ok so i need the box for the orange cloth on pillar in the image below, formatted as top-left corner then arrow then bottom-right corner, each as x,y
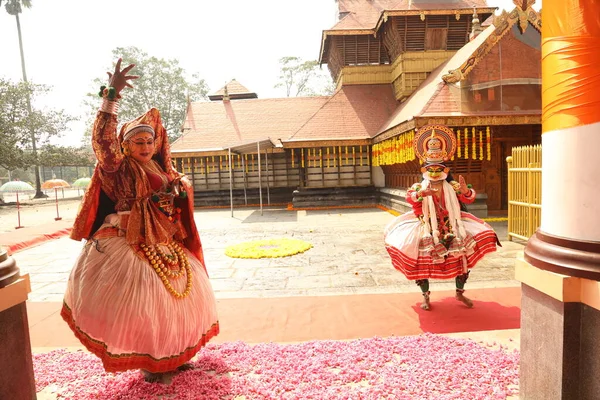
542,0 -> 600,132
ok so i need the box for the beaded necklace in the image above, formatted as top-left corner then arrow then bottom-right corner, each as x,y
140,242 -> 193,299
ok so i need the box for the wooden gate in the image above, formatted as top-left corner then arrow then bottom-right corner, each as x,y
506,145 -> 542,241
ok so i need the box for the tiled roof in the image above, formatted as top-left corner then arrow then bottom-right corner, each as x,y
171,85 -> 398,152
330,0 -> 491,31
288,85 -> 398,141
171,97 -> 329,152
420,84 -> 461,115
208,79 -> 257,100
376,8 -> 542,137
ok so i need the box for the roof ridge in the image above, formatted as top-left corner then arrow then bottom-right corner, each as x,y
442,6 -> 541,83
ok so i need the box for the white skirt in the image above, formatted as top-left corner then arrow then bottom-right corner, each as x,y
62,213 -> 219,373
384,211 -> 499,280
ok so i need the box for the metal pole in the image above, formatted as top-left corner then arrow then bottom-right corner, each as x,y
257,142 -> 263,215
15,191 -> 23,229
241,154 -> 248,205
54,187 -> 62,221
265,148 -> 271,204
229,148 -> 233,218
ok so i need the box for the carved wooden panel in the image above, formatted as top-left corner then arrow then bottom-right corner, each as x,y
426,28 -> 448,50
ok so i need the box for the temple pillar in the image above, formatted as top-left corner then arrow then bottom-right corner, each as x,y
0,248 -> 36,399
516,1 -> 600,399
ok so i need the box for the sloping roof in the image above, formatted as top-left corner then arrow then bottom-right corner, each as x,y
375,5 -> 542,137
441,6 -> 541,84
171,97 -> 329,152
376,25 -> 495,135
288,85 -> 398,141
208,79 -> 258,101
172,85 -> 399,152
328,0 -> 491,32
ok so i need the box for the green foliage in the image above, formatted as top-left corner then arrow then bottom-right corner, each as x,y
84,47 -> 210,143
38,144 -> 95,167
1,0 -> 32,16
274,56 -> 335,97
0,78 -> 75,171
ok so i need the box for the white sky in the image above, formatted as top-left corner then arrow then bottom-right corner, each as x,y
0,0 -> 539,144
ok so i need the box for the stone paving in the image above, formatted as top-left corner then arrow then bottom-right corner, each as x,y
11,207 -> 523,302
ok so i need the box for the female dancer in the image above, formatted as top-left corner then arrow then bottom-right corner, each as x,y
62,59 -> 219,382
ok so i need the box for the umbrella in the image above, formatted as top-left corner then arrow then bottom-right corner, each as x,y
41,180 -> 70,221
0,180 -> 35,193
41,179 -> 70,189
72,177 -> 91,189
0,180 -> 34,229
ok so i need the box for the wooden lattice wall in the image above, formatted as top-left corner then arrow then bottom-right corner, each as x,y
297,146 -> 371,188
173,146 -> 372,192
174,152 -> 299,192
327,13 -> 492,72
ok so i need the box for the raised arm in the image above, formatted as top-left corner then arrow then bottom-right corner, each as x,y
91,58 -> 139,173
455,175 -> 476,204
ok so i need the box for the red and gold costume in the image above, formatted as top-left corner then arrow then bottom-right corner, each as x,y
62,108 -> 219,373
384,125 -> 499,304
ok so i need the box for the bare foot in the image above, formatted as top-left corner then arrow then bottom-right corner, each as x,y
420,291 -> 431,311
141,370 -> 166,383
455,291 -> 473,308
177,363 -> 195,372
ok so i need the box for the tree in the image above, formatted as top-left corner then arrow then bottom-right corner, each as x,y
84,47 -> 210,143
38,145 -> 95,167
1,0 -> 46,197
274,56 -> 336,97
0,78 -> 75,171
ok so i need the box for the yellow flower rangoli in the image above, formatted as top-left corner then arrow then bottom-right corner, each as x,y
225,238 -> 313,259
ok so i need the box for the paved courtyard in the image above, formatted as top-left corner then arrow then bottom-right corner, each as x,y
10,206 -> 523,302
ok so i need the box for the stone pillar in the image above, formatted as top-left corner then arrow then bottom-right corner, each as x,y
517,0 -> 600,399
0,248 -> 36,400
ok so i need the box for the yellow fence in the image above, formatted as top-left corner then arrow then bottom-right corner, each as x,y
507,145 -> 542,241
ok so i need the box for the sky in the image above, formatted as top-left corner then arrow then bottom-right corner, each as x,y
0,0 -> 539,145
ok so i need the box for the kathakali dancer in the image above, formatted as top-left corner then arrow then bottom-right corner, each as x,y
384,124 -> 500,310
62,59 -> 219,382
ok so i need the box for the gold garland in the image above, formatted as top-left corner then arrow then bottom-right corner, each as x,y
371,130 -> 417,166
464,129 -> 469,159
472,128 -> 476,160
479,131 -> 484,161
140,242 -> 193,299
486,127 -> 491,161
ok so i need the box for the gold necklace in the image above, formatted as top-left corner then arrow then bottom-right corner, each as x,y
140,242 -> 193,299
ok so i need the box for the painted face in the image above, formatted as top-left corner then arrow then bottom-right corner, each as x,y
423,165 -> 448,182
126,132 -> 155,164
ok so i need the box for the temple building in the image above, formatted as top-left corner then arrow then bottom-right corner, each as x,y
170,0 -> 541,216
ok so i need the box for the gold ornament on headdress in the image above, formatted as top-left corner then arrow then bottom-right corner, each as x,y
413,124 -> 457,165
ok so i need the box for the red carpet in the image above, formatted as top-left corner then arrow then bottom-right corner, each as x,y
212,287 -> 521,343
1,220 -> 73,255
29,287 -> 521,348
412,290 -> 521,334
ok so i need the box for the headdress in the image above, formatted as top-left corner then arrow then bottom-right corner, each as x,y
122,124 -> 155,142
118,108 -> 174,174
413,124 -> 457,167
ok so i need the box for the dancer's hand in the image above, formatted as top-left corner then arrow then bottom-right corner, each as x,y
107,58 -> 139,96
458,175 -> 469,193
418,188 -> 437,197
